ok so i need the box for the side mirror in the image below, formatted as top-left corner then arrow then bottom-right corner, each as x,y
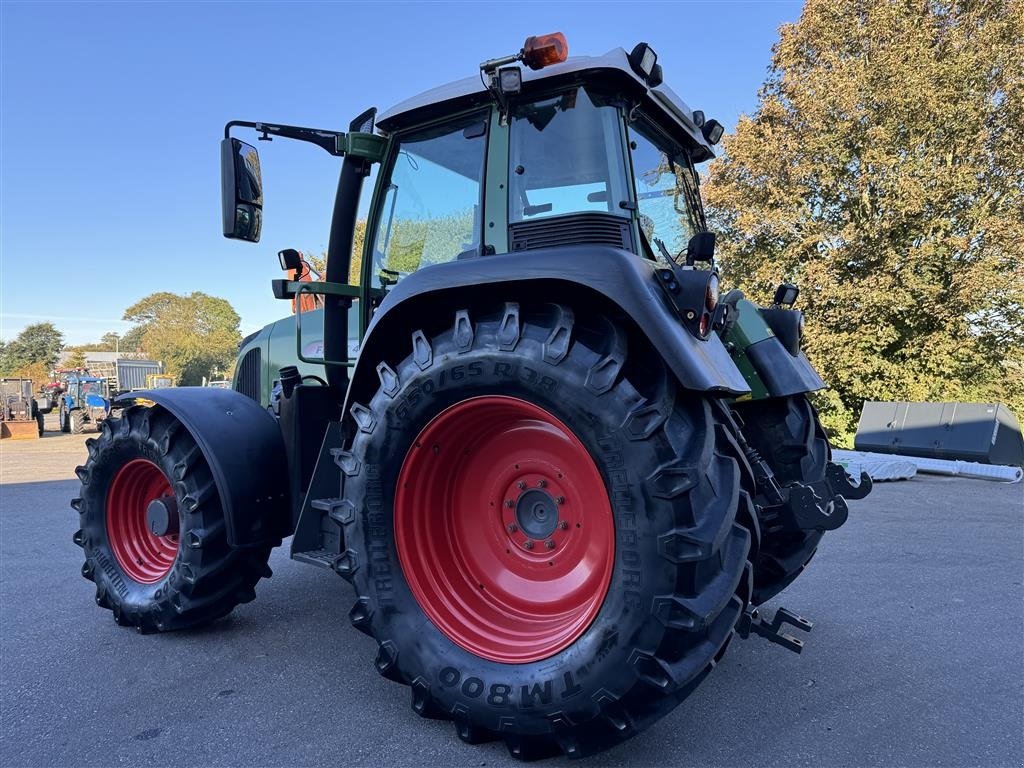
687,231 -> 716,264
220,137 -> 263,242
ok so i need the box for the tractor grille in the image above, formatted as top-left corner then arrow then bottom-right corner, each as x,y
236,347 -> 261,403
509,213 -> 633,252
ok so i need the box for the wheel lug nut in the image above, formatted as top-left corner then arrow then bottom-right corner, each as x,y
537,479 -> 547,488
505,499 -> 514,508
507,523 -> 518,533
545,539 -> 555,550
559,520 -> 569,530
555,496 -> 565,505
517,481 -> 527,490
523,540 -> 534,550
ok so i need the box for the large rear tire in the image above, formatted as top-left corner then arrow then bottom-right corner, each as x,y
73,405 -> 275,632
335,303 -> 753,759
734,395 -> 830,604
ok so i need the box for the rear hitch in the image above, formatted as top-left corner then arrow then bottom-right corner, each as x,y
787,483 -> 849,531
737,606 -> 812,654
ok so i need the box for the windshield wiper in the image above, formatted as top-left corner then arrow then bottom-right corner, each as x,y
652,236 -> 675,264
677,154 -> 707,232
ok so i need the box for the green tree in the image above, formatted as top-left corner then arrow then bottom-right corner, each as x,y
308,212 -> 475,287
122,292 -> 242,385
308,218 -> 367,286
99,331 -> 121,351
120,325 -> 146,353
704,0 -> 1024,444
0,322 -> 64,377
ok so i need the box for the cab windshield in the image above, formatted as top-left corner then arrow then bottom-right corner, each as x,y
80,381 -> 105,397
628,121 -> 705,263
508,87 -> 630,222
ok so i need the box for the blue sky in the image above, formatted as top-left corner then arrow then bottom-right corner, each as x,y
0,0 -> 801,345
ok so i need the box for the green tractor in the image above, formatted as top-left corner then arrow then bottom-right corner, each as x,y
74,34 -> 870,759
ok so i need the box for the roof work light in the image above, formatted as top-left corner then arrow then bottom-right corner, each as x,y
702,119 -> 725,145
497,67 -> 522,95
628,42 -> 664,87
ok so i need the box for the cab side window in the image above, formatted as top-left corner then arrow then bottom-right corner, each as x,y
371,114 -> 487,289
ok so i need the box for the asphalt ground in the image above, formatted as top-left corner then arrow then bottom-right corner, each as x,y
1,423 -> 1022,768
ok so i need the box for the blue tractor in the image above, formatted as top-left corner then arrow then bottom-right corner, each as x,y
58,374 -> 111,434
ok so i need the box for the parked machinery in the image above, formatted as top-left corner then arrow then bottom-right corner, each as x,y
58,373 -> 112,434
0,378 -> 43,439
84,358 -> 166,395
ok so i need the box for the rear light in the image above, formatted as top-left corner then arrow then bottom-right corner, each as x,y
705,273 -> 720,312
655,267 -> 721,340
522,32 -> 568,70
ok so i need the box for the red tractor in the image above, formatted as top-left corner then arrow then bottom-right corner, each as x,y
73,34 -> 869,759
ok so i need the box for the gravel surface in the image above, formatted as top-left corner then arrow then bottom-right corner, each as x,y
1,429 -> 1022,767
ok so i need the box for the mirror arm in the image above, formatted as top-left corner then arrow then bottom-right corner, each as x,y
224,120 -> 344,156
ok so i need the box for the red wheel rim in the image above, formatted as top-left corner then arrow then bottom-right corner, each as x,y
106,458 -> 178,583
395,396 -> 614,663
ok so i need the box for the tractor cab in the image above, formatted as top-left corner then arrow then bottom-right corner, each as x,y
224,36 -> 735,405
367,40 -> 723,285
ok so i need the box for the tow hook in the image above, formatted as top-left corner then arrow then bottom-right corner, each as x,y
737,606 -> 813,654
826,461 -> 872,500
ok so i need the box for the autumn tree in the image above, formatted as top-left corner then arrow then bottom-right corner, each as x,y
122,292 -> 242,385
705,0 -> 1024,444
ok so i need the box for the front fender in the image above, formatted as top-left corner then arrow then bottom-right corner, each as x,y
346,246 -> 750,414
725,299 -> 825,399
116,387 -> 291,548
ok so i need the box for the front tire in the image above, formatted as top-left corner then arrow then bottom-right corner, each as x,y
336,303 -> 753,758
70,410 -> 86,434
73,405 -> 274,632
734,395 -> 830,604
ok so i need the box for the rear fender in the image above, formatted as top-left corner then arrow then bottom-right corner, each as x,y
116,387 -> 291,548
343,246 -> 751,417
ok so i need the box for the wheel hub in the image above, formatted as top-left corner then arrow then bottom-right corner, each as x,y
395,395 -> 614,664
106,458 -> 179,584
515,488 -> 557,539
146,495 -> 179,537
503,475 -> 573,551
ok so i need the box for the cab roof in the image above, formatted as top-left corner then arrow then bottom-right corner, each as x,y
376,47 -> 717,162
